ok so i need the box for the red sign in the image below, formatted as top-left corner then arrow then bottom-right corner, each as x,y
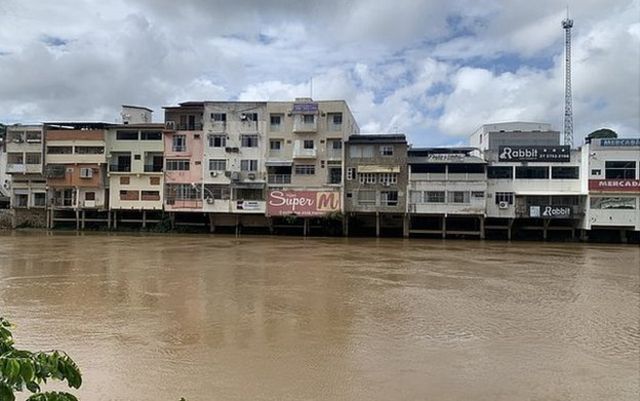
589,179 -> 640,192
267,190 -> 340,216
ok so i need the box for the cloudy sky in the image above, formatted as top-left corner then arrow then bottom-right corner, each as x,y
0,0 -> 638,145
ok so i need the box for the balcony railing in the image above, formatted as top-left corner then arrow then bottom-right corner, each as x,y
268,174 -> 291,184
293,119 -> 317,133
293,148 -> 317,159
6,164 -> 26,173
144,164 -> 163,172
109,164 -> 131,172
175,123 -> 202,131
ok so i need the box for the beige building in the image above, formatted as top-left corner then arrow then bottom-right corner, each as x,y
4,124 -> 46,210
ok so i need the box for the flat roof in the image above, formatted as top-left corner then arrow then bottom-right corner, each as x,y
44,122 -> 115,129
121,105 -> 153,112
347,134 -> 406,144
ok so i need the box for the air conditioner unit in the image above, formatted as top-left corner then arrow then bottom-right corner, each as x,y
224,171 -> 232,178
240,113 -> 247,121
230,172 -> 240,181
13,138 -> 23,143
84,200 -> 96,208
248,173 -> 256,180
165,121 -> 176,130
498,201 -> 509,209
210,171 -> 218,177
206,197 -> 214,205
79,168 -> 93,178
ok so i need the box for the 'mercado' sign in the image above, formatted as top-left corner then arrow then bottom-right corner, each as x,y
267,191 -> 340,216
498,146 -> 570,162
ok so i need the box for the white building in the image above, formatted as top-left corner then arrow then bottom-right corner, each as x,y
470,122 -> 560,152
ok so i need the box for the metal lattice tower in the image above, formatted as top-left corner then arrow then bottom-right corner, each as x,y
562,11 -> 574,148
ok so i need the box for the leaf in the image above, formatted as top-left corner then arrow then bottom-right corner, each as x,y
0,383 -> 16,401
21,360 -> 35,384
26,381 -> 41,393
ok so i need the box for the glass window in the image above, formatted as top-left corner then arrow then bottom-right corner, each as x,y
209,135 -> 226,147
166,159 -> 190,171
471,191 -> 485,198
380,191 -> 398,206
495,192 -> 514,205
116,131 -> 138,140
7,153 -> 23,164
240,160 -> 258,171
211,113 -> 226,122
380,145 -> 394,156
119,190 -> 139,201
75,146 -> 104,154
487,166 -> 513,179
141,131 -> 162,140
33,193 -> 46,206
551,166 -> 579,179
47,146 -> 72,154
141,191 -> 160,201
357,190 -> 376,205
84,192 -> 95,201
241,135 -> 258,147
605,161 -> 636,179
411,164 -> 446,174
209,159 -> 226,171
204,184 -> 230,200
358,173 -> 377,184
590,197 -> 636,209
379,173 -> 397,185
303,114 -> 315,124
120,176 -> 130,185
330,140 -> 342,150
172,135 -> 186,152
515,166 -> 548,179
270,115 -> 281,126
303,140 -> 314,149
349,145 -> 374,158
294,164 -> 315,175
270,140 -> 282,150
591,169 -> 601,176
425,191 -> 445,203
332,113 -> 342,125
410,190 -> 423,204
235,188 -> 263,201
448,191 -> 469,203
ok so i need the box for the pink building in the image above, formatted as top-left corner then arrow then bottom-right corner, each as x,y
163,102 -> 205,211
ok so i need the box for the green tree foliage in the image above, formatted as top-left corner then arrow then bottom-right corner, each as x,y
0,317 -> 81,401
587,128 -> 618,139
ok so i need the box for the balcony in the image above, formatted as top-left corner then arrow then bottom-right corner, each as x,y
174,123 -> 202,131
239,120 -> 258,133
210,121 -> 226,132
109,164 -> 131,172
268,174 -> 291,184
6,164 -> 26,174
293,148 -> 317,159
144,164 -> 163,172
293,116 -> 317,133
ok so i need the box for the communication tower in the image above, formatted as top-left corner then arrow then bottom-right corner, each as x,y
562,10 -> 574,148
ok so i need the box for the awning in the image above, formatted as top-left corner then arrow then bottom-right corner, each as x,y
265,160 -> 293,167
357,165 -> 400,173
233,182 -> 265,189
516,191 -> 585,196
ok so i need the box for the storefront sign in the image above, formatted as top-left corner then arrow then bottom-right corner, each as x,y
529,205 -> 572,218
236,200 -> 261,210
600,138 -> 640,147
498,146 -> 570,162
267,190 -> 340,216
292,103 -> 318,113
589,179 -> 640,192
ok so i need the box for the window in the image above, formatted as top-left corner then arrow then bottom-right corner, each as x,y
209,159 -> 226,171
294,164 -> 315,175
357,190 -> 376,205
328,167 -> 342,184
7,153 -> 23,164
141,131 -> 162,140
204,184 -> 230,200
448,164 -> 484,174
120,176 -> 130,185
211,113 -> 226,122
15,194 -> 28,207
303,114 -> 315,124
379,173 -> 397,185
84,192 -> 96,201
166,159 -> 190,171
149,176 -> 160,185
120,190 -> 139,201
75,146 -> 104,154
358,173 -> 377,184
332,113 -> 342,125
241,113 -> 258,122
209,135 -> 226,147
346,167 -> 355,180
426,191 -> 445,203
172,135 -> 186,152
471,191 -> 485,199
328,113 -> 342,130
270,140 -> 282,150
234,188 -> 263,200
303,140 -> 314,149
380,145 -> 394,156
605,161 -> 636,179
590,197 -> 636,209
241,135 -> 258,147
330,140 -> 342,150
47,146 -> 72,154
487,166 -> 513,179
116,131 -> 138,140
412,164 -> 445,174
381,191 -> 398,206
349,145 -> 374,158
591,169 -> 601,176
449,191 -> 470,203
270,114 -> 282,126
26,131 -> 42,142
410,191 -> 423,204
515,166 -> 548,179
166,184 -> 199,201
495,192 -> 514,205
33,193 -> 46,207
141,191 -> 161,201
240,160 -> 258,172
552,166 -> 579,179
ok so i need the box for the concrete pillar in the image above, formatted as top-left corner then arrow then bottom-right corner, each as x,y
303,218 -> 309,237
621,229 -> 628,244
49,209 -> 55,229
235,215 -> 240,237
75,210 -> 80,231
209,213 -> 215,233
11,210 -> 17,229
375,212 -> 380,237
142,210 -> 147,228
507,218 -> 513,241
107,210 -> 112,229
81,210 -> 86,230
479,216 -> 485,239
579,229 -> 588,242
402,214 -> 410,238
441,215 -> 446,239
113,210 -> 118,229
343,215 -> 349,237
543,219 -> 550,241
169,212 -> 174,230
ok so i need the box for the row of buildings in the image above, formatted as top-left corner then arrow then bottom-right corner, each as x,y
1,100 -> 638,241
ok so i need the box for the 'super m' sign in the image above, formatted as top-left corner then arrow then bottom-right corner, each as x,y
267,191 -> 340,216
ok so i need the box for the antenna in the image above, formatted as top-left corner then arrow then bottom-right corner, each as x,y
562,8 -> 574,148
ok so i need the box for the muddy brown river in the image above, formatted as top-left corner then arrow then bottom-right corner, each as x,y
0,232 -> 638,400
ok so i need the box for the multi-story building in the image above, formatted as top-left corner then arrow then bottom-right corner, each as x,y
106,106 -> 164,223
470,122 -> 561,151
407,147 -> 486,238
4,125 -> 46,215
202,101 -> 268,229
162,102 -> 205,214
264,99 -> 357,233
44,122 -> 109,226
343,134 -> 408,236
0,125 -> 10,208
581,137 -> 640,240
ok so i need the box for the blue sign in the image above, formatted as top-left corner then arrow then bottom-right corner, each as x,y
600,138 -> 640,147
292,103 -> 318,113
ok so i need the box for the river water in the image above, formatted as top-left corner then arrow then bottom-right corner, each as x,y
0,232 -> 638,401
